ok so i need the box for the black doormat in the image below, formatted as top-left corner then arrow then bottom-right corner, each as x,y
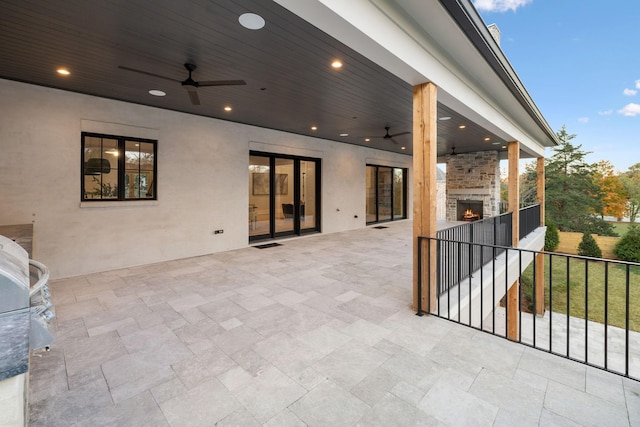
373,226 -> 388,229
253,242 -> 283,249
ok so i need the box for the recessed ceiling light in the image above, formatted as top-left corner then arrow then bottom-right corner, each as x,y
149,90 -> 166,97
56,68 -> 70,76
339,133 -> 349,137
502,145 -> 507,149
439,116 -> 451,121
239,13 -> 265,30
224,106 -> 232,112
401,146 -> 406,150
331,60 -> 343,69
484,137 -> 490,141
311,126 -> 317,131
459,125 -> 466,129
364,138 -> 370,142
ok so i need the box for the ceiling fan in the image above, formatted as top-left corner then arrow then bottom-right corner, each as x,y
118,63 -> 246,105
366,126 -> 410,144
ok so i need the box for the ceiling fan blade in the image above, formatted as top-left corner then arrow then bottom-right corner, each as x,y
389,138 -> 399,144
198,80 -> 247,87
118,66 -> 180,83
389,131 -> 410,138
187,90 -> 200,105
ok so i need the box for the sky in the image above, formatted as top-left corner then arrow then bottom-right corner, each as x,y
472,0 -> 640,172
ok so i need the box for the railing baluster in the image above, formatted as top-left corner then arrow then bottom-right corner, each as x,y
532,253 -> 537,348
549,253 -> 553,354
604,261 -> 609,371
626,264 -> 630,377
566,257 -> 570,359
585,259 -> 589,364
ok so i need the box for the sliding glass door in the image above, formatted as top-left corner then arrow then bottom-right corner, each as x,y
249,152 -> 320,241
366,165 -> 407,224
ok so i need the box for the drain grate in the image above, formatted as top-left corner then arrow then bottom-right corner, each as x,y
253,242 -> 283,249
373,226 -> 388,229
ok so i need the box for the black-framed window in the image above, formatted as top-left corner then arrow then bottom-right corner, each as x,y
82,132 -> 157,201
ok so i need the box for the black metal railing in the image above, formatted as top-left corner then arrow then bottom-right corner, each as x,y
519,204 -> 541,240
435,212 -> 512,295
417,237 -> 640,381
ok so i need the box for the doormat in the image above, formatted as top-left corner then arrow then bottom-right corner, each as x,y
253,242 -> 283,249
373,226 -> 388,229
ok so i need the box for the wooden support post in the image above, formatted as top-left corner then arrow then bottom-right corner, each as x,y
537,157 -> 545,226
412,82 -> 438,313
535,156 -> 545,316
507,141 -> 520,340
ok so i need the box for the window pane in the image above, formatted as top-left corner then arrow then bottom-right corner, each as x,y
393,168 -> 404,219
249,155 -> 270,236
83,136 -> 118,199
125,140 -> 155,199
366,166 -> 377,223
275,158 -> 294,234
378,167 -> 392,221
300,161 -> 316,231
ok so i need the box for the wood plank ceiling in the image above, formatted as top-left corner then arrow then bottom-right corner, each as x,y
0,0 -> 508,156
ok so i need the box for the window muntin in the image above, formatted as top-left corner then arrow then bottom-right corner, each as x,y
82,132 -> 157,201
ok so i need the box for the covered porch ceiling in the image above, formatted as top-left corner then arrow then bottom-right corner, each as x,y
0,0 -> 557,159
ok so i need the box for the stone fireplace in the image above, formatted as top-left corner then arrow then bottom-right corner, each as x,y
445,150 -> 500,222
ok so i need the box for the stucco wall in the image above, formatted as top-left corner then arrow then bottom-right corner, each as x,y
0,79 -> 412,278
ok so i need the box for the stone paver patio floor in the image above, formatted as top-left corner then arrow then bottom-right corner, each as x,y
29,220 -> 640,426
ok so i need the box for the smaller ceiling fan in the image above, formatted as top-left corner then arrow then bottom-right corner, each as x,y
118,63 -> 246,105
366,126 -> 410,144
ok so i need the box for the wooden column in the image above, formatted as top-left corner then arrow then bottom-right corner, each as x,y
537,157 -> 545,226
507,141 -> 520,339
535,156 -> 545,316
412,82 -> 438,313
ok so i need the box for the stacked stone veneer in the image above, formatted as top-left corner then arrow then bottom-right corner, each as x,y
446,151 -> 500,221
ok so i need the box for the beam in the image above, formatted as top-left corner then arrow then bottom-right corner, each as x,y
537,157 -> 545,226
413,82 -> 438,313
507,141 -> 520,340
535,156 -> 546,316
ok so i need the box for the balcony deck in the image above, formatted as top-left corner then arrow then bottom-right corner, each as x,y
29,220 -> 639,426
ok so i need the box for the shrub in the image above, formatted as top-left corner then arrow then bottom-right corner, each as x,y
545,220 -> 559,251
577,232 -> 602,258
614,225 -> 640,262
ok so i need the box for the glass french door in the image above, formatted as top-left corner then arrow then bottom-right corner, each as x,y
249,152 -> 320,241
366,165 -> 407,224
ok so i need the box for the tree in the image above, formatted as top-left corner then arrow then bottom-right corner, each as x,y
544,219 -> 559,251
545,126 -> 600,232
614,225 -> 640,262
592,160 -> 629,220
577,232 -> 602,258
620,163 -> 640,223
519,161 -> 538,207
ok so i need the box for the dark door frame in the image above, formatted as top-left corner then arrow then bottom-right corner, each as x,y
250,151 -> 321,242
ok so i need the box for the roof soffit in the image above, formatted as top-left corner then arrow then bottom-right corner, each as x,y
283,0 -> 557,151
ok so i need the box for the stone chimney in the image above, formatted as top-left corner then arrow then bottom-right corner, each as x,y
487,23 -> 501,46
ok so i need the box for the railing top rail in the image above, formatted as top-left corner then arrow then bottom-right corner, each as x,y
437,211 -> 513,235
519,203 -> 540,211
418,235 -> 640,267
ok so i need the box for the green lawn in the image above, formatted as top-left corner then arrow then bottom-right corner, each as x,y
521,255 -> 640,331
609,221 -> 633,237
